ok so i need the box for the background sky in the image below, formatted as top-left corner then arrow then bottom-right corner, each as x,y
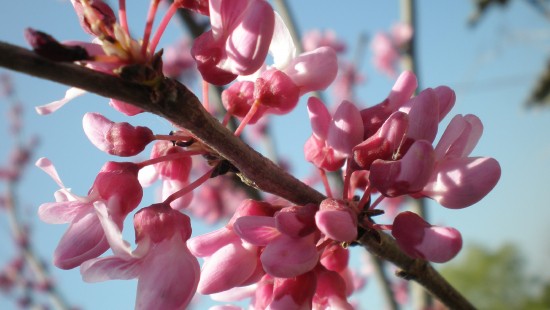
1,0 -> 550,309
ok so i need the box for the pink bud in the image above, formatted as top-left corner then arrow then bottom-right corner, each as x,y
369,140 -> 435,197
283,46 -> 338,95
270,271 -> 317,309
254,69 -> 300,115
92,161 -> 142,215
222,81 -> 266,124
150,141 -> 192,181
83,113 -> 154,157
315,199 -> 357,242
392,211 -> 462,263
109,99 -> 144,116
275,204 -> 317,238
134,203 -> 192,243
70,0 -> 116,37
320,243 -> 349,272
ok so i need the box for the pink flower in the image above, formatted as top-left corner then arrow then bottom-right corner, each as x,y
36,158 -> 142,269
360,71 -> 418,138
391,211 -> 462,263
187,174 -> 247,224
233,206 -> 320,278
82,112 -> 154,157
138,141 -> 193,210
313,266 -> 354,310
418,114 -> 501,209
370,22 -> 413,78
162,38 -> 197,81
304,97 -> 363,171
221,15 -> 338,130
302,29 -> 346,53
267,271 -> 317,309
315,199 -> 357,242
81,202 -> 199,309
188,200 -> 276,295
191,0 -> 275,85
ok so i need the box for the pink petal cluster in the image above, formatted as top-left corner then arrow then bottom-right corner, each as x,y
138,141 -> 193,210
82,112 -> 154,157
392,211 -> 462,263
370,22 -> 413,77
353,71 -> 500,210
191,0 -> 275,85
36,158 -> 142,269
29,0 -> 506,307
81,202 -> 199,309
304,97 -> 363,171
302,29 -> 346,54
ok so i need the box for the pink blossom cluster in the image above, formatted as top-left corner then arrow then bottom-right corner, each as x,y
370,22 -> 413,77
27,1 -> 501,309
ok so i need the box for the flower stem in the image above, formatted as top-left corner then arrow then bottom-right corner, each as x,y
137,150 -> 204,169
369,195 -> 385,210
148,1 -> 179,54
164,167 -> 215,205
318,168 -> 333,199
202,80 -> 210,112
141,0 -> 161,56
234,100 -> 261,137
118,0 -> 130,35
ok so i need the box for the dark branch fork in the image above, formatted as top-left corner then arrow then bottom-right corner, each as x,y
0,41 -> 475,310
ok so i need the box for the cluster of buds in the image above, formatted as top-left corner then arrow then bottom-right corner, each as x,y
27,0 -> 501,309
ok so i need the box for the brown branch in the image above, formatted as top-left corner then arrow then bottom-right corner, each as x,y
0,41 -> 474,309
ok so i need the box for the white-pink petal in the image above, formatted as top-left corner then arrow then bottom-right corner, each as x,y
82,112 -> 113,153
35,87 -> 86,115
38,200 -> 88,224
136,237 -> 200,310
36,157 -> 66,189
307,97 -> 331,141
269,12 -> 297,69
53,208 -> 109,269
80,255 -> 142,282
233,216 -> 280,246
283,46 -> 338,95
422,157 -> 501,209
198,242 -> 258,294
327,100 -> 364,157
260,235 -> 319,278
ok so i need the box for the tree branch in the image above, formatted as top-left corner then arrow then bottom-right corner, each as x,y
0,41 -> 474,310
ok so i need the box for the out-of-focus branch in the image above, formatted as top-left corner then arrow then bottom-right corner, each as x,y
1,74 -> 71,309
400,0 -> 432,308
4,184 -> 72,310
370,255 -> 400,310
0,41 -> 475,309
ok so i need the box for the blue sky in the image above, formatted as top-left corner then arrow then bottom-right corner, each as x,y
1,0 -> 550,309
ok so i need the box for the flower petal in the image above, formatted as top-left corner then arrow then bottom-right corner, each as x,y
307,97 -> 331,141
136,237 -> 200,310
261,235 -> 319,278
370,140 -> 435,197
198,242 -> 258,294
80,255 -> 142,282
392,211 -> 462,263
38,200 -> 88,224
269,12 -> 296,69
434,114 -> 483,160
327,100 -> 364,156
283,46 -> 338,95
233,216 -> 280,246
53,208 -> 109,269
421,157 -> 501,209
35,87 -> 86,115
